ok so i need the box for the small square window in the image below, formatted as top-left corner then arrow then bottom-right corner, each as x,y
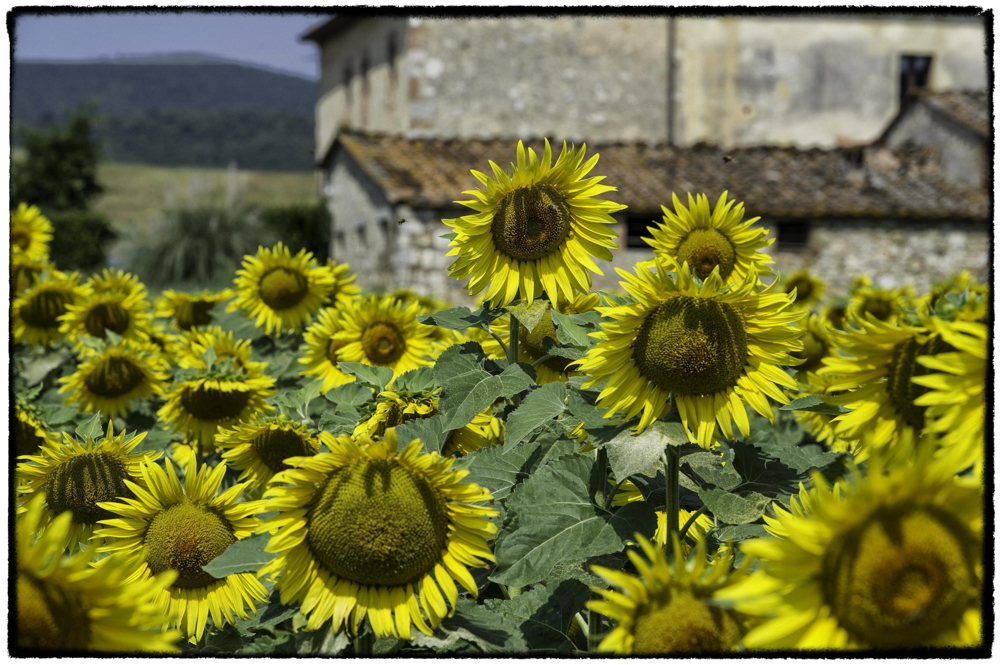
900,55 -> 932,103
625,215 -> 656,249
777,222 -> 809,252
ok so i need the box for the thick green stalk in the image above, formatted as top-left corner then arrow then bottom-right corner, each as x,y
664,446 -> 681,554
353,630 -> 375,656
508,311 -> 521,407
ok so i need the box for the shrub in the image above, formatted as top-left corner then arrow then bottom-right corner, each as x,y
45,208 -> 117,271
260,201 -> 331,263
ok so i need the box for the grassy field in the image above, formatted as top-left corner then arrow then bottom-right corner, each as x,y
93,161 -> 319,232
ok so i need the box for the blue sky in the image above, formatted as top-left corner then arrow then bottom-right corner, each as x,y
13,11 -> 332,79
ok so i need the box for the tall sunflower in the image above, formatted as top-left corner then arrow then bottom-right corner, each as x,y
229,242 -> 334,335
257,428 -> 499,638
779,269 -> 826,311
644,191 -> 773,284
917,271 -> 989,320
58,286 -> 154,345
577,262 -> 803,449
216,414 -> 321,490
58,338 -> 171,420
820,297 -> 849,330
790,371 -> 862,457
15,494 -> 181,652
16,420 -> 162,549
589,533 -> 751,654
157,363 -> 276,450
14,401 -> 61,458
334,294 -> 436,381
321,258 -> 362,308
845,279 -> 914,325
484,292 -> 603,384
715,440 -> 982,649
12,269 -> 84,346
86,268 -> 148,300
175,325 -> 267,373
445,139 -> 624,307
155,288 -> 234,330
11,202 -> 53,261
298,306 -> 356,391
612,482 -> 715,550
12,254 -> 52,294
95,458 -> 269,641
790,314 -> 833,381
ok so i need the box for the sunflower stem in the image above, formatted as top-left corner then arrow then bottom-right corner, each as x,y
594,447 -> 608,505
602,477 -> 627,511
663,447 -> 681,557
679,504 -> 708,541
508,311 -> 521,407
588,593 -> 603,652
353,629 -> 375,656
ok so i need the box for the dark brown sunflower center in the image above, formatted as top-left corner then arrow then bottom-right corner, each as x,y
16,574 -> 91,650
786,277 -> 814,303
259,267 -> 309,310
676,228 -> 737,281
861,297 -> 894,322
519,311 -> 572,374
44,452 -> 135,525
821,505 -> 978,649
631,296 -> 748,396
886,336 -> 952,430
145,501 -> 237,589
826,306 -> 846,330
252,427 -> 310,473
14,414 -> 47,457
361,322 -> 406,366
174,300 -> 216,330
632,589 -> 741,654
84,302 -> 130,338
792,329 -> 828,374
83,356 -> 146,398
325,338 -> 345,365
13,263 -> 44,294
21,290 -> 73,329
180,384 -> 252,421
490,184 -> 572,262
306,458 -> 450,587
11,228 -> 32,249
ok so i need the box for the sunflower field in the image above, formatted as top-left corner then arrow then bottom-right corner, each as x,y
10,139 -> 988,655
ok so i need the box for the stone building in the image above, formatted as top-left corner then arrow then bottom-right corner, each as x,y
302,13 -> 990,304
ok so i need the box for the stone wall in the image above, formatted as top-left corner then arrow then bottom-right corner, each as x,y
884,102 -> 987,188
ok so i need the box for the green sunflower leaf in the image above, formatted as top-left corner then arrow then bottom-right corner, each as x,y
316,410 -> 360,437
434,343 -> 533,430
395,413 -> 451,455
392,366 -> 437,393
338,363 -> 394,393
484,577 -> 591,653
682,450 -> 742,491
324,383 -> 373,410
417,306 -> 505,332
602,420 -> 688,480
780,394 -> 851,415
201,532 -> 277,578
460,440 -> 534,501
697,488 -> 771,525
564,387 -> 609,429
541,336 -> 584,360
503,382 -> 567,448
411,599 -> 528,654
710,524 -> 769,542
507,299 -> 550,333
550,310 -> 601,348
20,347 -> 73,386
491,454 -> 656,587
75,412 -> 105,441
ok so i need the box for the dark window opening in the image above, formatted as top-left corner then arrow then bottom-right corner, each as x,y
360,54 -> 371,128
626,216 -> 655,249
387,33 -> 398,112
900,55 -> 932,104
777,221 -> 809,252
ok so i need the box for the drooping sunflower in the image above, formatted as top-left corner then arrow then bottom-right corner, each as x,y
158,363 -> 276,450
845,279 -> 914,325
321,258 -> 362,308
11,202 -> 53,261
445,139 -> 625,307
175,325 -> 267,373
13,402 -> 61,458
229,242 -> 334,335
216,414 -> 321,490
334,294 -> 436,381
95,458 -> 269,641
298,306 -> 356,391
11,254 -> 53,294
715,440 -> 982,649
577,262 -> 803,449
58,338 -> 171,420
779,268 -> 826,311
443,409 -> 504,456
484,292 -> 603,384
15,494 -> 181,653
589,533 -> 752,654
12,269 -> 84,346
16,420 -> 162,549
790,314 -> 833,381
257,428 -> 499,638
58,286 -> 155,345
644,191 -> 773,284
911,317 -> 986,471
155,288 -> 234,330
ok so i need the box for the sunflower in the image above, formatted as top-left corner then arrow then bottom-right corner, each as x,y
917,271 -> 989,319
58,338 -> 171,420
14,402 -> 61,458
393,288 -> 459,349
445,139 -> 625,307
15,494 -> 181,652
589,533 -> 751,654
12,269 -> 84,346
819,315 -> 948,457
612,483 -> 716,550
484,292 -> 603,384
644,191 -> 773,284
715,440 -> 982,649
175,325 -> 267,373
58,287 -> 154,345
845,280 -> 914,325
820,297 -> 849,330
298,306 -> 356,391
157,364 -> 276,450
95,458 -> 269,641
790,371 -> 862,457
11,202 -> 53,261
16,420 -> 162,549
779,269 -> 826,311
334,294 -> 436,381
790,314 -> 833,380
155,288 -> 234,330
443,408 -> 505,456
11,254 -> 53,294
577,262 -> 803,449
911,317 -> 986,471
216,415 -> 321,490
86,268 -> 148,300
229,242 -> 334,335
257,428 -> 499,638
321,259 -> 362,307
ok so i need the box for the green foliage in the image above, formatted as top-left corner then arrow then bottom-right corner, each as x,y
503,382 -> 567,448
602,421 -> 687,481
261,202 -> 331,263
433,343 -> 534,430
485,578 -> 591,653
202,533 -> 277,578
46,208 -> 117,270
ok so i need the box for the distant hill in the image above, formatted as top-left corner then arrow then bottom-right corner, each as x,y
12,56 -> 317,171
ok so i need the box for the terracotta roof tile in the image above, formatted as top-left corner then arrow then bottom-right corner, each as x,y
918,89 -> 989,137
337,131 -> 988,221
